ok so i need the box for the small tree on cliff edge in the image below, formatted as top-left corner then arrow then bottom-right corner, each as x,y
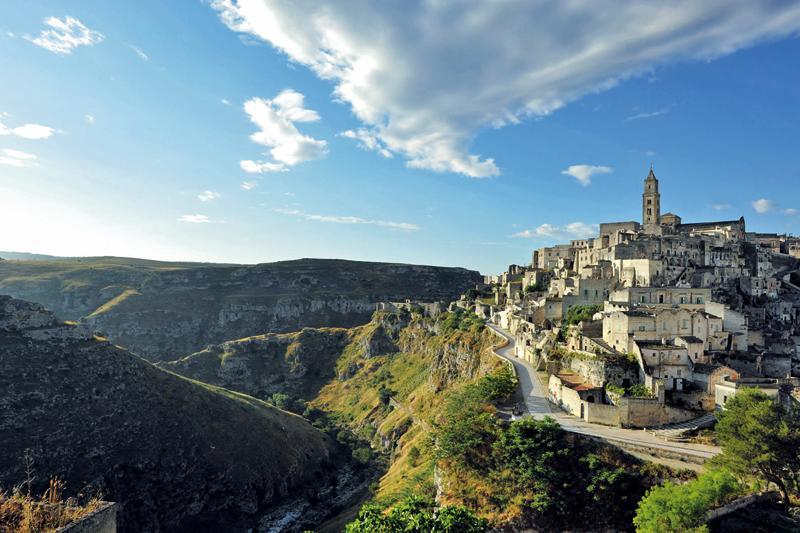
713,388 -> 800,509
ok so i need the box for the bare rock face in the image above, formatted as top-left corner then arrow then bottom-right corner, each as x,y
0,295 -> 339,532
0,257 -> 480,361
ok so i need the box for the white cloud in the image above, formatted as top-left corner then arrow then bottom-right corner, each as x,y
275,208 -> 419,231
212,1 -> 800,178
198,190 -> 221,202
752,198 -> 775,213
784,208 -> 798,216
0,121 -> 54,140
129,44 -> 149,61
0,149 -> 38,168
241,180 -> 257,190
240,89 -> 327,173
711,203 -> 731,211
627,108 -> 669,121
178,214 -> 212,223
340,129 -> 393,158
221,98 -> 231,106
561,165 -> 613,187
514,222 -> 598,240
28,16 -> 104,55
84,114 -> 95,125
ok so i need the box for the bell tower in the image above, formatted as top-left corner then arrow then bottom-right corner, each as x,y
642,166 -> 660,226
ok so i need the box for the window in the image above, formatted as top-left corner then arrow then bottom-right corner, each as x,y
640,295 -> 647,303
639,325 -> 646,331
658,294 -> 665,304
696,296 -> 704,304
647,199 -> 652,205
680,296 -> 687,304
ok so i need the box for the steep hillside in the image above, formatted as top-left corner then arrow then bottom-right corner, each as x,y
164,308 -> 503,507
0,256 -> 480,360
0,296 -> 341,532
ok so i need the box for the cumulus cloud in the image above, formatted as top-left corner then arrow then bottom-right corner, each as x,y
240,89 -> 327,173
0,120 -> 54,140
0,149 -> 38,167
561,164 -> 613,186
514,222 -> 598,240
212,1 -> 800,178
275,208 -> 419,231
178,214 -> 212,223
27,16 -> 104,54
752,198 -> 775,213
198,190 -> 221,202
340,129 -> 392,158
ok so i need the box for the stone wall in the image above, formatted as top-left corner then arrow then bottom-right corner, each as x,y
618,397 -> 699,428
60,502 -> 117,533
567,357 -> 639,388
584,402 -> 620,426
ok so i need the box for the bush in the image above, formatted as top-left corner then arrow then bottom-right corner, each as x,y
633,468 -> 744,533
565,304 -> 602,325
352,447 -> 374,465
476,366 -> 517,401
346,496 -> 487,532
407,446 -> 421,466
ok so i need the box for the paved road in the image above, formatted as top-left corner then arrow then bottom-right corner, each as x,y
487,323 -> 720,465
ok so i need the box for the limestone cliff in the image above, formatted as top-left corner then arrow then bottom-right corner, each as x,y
0,257 -> 480,361
0,296 -> 340,532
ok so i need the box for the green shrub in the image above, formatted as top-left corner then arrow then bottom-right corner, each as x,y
633,468 -> 744,533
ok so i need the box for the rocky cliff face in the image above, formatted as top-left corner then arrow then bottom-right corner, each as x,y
159,327 -> 354,401
0,257 -> 480,361
0,296 -> 340,532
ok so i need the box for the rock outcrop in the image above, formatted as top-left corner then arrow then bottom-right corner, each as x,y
0,257 -> 480,360
0,296 -> 340,532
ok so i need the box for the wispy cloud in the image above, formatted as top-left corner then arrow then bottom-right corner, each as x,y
752,198 -> 775,213
240,89 -> 327,173
626,108 -> 669,121
514,222 -> 597,240
784,208 -> 798,216
84,114 -> 95,125
561,164 -> 612,186
129,44 -> 149,61
0,148 -> 38,167
178,214 -> 212,223
275,208 -> 419,231
711,203 -> 731,211
197,190 -> 221,202
27,16 -> 104,55
241,180 -> 257,190
221,98 -> 231,106
0,120 -> 54,140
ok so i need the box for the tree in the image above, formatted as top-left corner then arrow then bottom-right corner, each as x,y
633,468 -> 743,533
713,388 -> 800,509
477,366 -> 517,401
492,417 -> 573,516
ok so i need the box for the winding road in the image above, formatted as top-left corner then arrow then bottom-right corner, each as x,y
487,323 -> 720,467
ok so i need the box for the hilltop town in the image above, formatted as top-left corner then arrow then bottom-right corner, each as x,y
465,168 -> 800,428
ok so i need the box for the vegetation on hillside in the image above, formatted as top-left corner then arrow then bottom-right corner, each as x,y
565,304 -> 603,325
0,477 -> 103,533
431,370 -> 675,529
634,389 -> 800,532
345,496 -> 487,532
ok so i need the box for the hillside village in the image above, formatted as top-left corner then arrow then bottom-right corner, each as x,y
463,168 -> 800,428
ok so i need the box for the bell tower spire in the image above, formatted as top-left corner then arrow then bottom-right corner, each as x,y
643,167 -> 660,226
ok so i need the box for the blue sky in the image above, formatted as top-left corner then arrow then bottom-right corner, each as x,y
1,1 -> 799,274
